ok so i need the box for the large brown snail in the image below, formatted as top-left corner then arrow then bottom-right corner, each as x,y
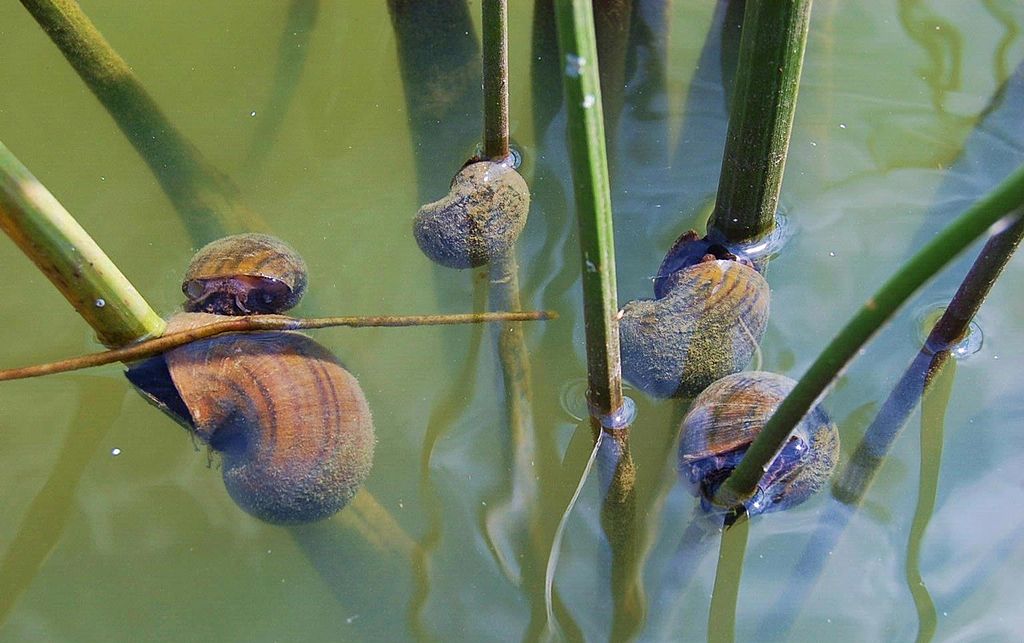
413,160 -> 530,268
619,232 -> 770,398
678,371 -> 839,515
128,233 -> 375,524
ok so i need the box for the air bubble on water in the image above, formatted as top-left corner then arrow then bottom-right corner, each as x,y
95,298 -> 106,308
249,110 -> 257,117
565,54 -> 585,77
582,94 -> 596,109
914,302 -> 984,359
829,251 -> 836,257
839,123 -> 847,129
111,448 -> 121,456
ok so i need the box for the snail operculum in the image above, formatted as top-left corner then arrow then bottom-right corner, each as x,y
413,160 -> 530,269
619,259 -> 770,398
182,233 -> 308,315
678,371 -> 839,515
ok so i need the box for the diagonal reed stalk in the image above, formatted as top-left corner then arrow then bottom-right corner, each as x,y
0,141 -> 165,347
709,0 -> 813,243
715,162 -> 1024,510
20,0 -> 263,245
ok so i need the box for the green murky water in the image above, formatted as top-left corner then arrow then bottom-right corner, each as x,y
1,1 -> 1023,640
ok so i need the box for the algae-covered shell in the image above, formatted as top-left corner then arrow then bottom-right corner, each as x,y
413,160 -> 530,269
183,233 -> 308,315
678,371 -> 839,515
129,312 -> 374,524
619,260 -> 770,398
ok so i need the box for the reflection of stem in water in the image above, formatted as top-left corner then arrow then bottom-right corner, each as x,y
246,0 -> 320,167
387,0 -> 481,195
483,253 -> 540,585
408,280 -> 486,640
543,429 -> 604,641
982,0 -> 1020,88
597,429 -> 645,642
20,0 -> 265,245
897,0 -> 963,114
708,509 -> 750,643
592,0 -> 635,166
906,358 -> 955,643
0,377 -> 124,625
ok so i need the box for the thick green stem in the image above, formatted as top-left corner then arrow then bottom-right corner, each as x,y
0,142 -> 165,347
554,0 -> 626,426
716,163 -> 1024,507
20,0 -> 261,244
482,0 -> 510,160
709,0 -> 812,243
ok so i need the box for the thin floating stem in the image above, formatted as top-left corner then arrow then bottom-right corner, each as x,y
715,163 -> 1024,508
0,310 -> 557,381
709,0 -> 813,243
554,0 -> 627,428
0,141 -> 165,347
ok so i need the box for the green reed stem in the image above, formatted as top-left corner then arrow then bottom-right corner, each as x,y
709,0 -> 812,243
20,0 -> 262,245
0,142 -> 165,347
554,0 -> 626,425
482,0 -> 510,160
715,162 -> 1024,508
0,309 -> 556,382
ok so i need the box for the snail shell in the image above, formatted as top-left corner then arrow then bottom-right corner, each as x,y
413,160 -> 530,269
653,230 -> 758,299
183,233 -> 308,315
619,259 -> 770,398
678,371 -> 839,515
128,313 -> 375,524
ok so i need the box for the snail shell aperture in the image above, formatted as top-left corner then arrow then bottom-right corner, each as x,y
653,229 -> 758,299
678,371 -> 839,515
619,259 -> 770,398
183,233 -> 308,315
127,313 -> 375,524
413,160 -> 530,269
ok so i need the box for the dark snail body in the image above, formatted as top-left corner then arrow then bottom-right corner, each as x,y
678,371 -> 839,515
413,160 -> 530,269
183,233 -> 307,315
619,259 -> 770,398
653,230 -> 758,299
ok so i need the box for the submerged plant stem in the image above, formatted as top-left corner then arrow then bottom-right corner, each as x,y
708,510 -> 750,643
710,0 -> 813,242
0,141 -> 165,346
554,0 -> 626,427
482,0 -> 510,160
0,310 -> 556,382
716,164 -> 1024,508
21,0 -> 262,244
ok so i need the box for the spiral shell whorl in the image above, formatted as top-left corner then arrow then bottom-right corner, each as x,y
679,371 -> 839,515
619,260 -> 770,398
162,313 -> 374,524
413,161 -> 530,269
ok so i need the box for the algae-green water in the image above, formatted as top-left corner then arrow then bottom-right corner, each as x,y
1,2 -> 1023,640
